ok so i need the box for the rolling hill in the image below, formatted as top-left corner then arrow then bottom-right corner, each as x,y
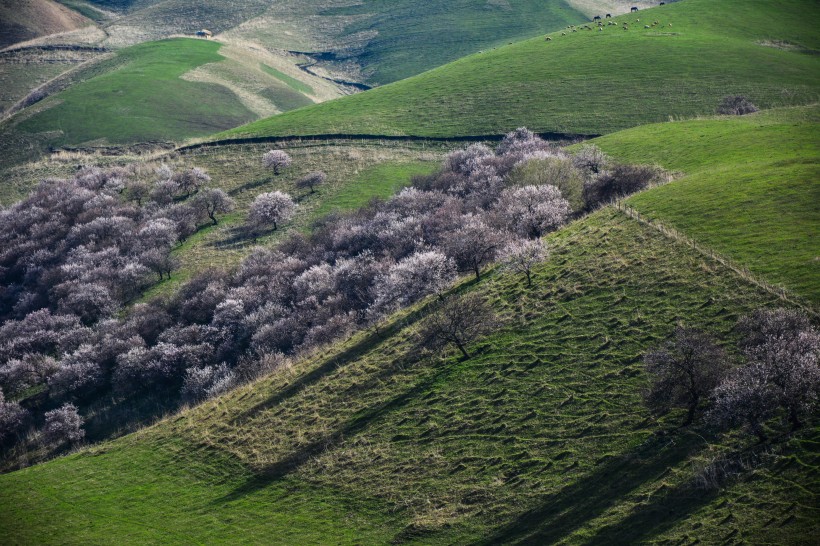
592,105 -> 820,304
218,0 -> 820,141
0,0 -> 91,49
1,100 -> 818,542
1,203 -> 814,543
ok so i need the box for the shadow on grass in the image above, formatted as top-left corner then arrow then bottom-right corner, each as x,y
213,362 -> 452,505
227,177 -> 271,196
228,276 -> 484,427
475,431 -> 709,545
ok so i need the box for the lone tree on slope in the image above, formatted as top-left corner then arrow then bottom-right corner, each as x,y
296,171 -> 327,194
247,191 -> 296,235
262,150 -> 292,176
643,326 -> 729,426
418,293 -> 497,360
193,188 -> 235,226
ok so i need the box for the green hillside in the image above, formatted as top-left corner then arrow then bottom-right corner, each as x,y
263,0 -> 588,86
1,206 -> 815,543
5,39 -> 254,148
219,0 -> 820,141
592,105 -> 820,303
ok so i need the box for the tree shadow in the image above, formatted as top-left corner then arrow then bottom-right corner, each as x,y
227,296 -> 439,427
212,362 -> 452,505
476,432 -> 708,545
228,177 -> 271,196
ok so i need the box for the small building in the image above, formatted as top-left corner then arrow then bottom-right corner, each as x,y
195,29 -> 213,39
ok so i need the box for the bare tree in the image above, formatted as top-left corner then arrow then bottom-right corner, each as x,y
262,150 -> 292,175
643,326 -> 729,426
296,171 -> 326,194
193,188 -> 235,226
500,238 -> 548,286
418,293 -> 497,360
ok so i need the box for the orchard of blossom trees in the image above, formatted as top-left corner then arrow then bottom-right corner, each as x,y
0,129 -> 746,460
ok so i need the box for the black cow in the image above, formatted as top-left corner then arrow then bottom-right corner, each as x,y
631,6 -> 639,12
593,15 -> 601,21
605,13 -> 612,18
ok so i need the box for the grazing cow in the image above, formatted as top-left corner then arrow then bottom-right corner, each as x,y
631,6 -> 639,12
606,13 -> 612,18
545,36 -> 552,41
593,15 -> 601,21
660,2 -> 666,5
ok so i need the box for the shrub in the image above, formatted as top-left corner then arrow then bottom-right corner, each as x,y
0,389 -> 29,444
717,95 -> 759,115
583,164 -> 664,209
507,155 -> 585,212
43,403 -> 85,445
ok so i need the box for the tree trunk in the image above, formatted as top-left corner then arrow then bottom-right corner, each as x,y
683,401 -> 696,427
789,406 -> 802,430
454,339 -> 470,360
525,271 -> 532,287
474,265 -> 481,280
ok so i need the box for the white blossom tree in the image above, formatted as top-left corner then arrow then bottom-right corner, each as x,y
43,403 -> 85,445
248,191 -> 296,234
500,238 -> 548,286
262,150 -> 292,175
495,184 -> 571,238
371,250 -> 456,316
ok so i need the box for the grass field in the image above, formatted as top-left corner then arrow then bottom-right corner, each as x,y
591,105 -> 820,303
219,0 -> 820,141
8,38 -> 254,147
1,206 -> 815,543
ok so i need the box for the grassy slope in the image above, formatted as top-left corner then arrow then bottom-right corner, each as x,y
591,105 -> 820,303
312,0 -> 586,85
8,38 -> 255,146
219,0 -> 820,140
1,208 -> 816,544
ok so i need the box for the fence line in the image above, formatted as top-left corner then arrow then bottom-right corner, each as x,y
613,200 -> 817,317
